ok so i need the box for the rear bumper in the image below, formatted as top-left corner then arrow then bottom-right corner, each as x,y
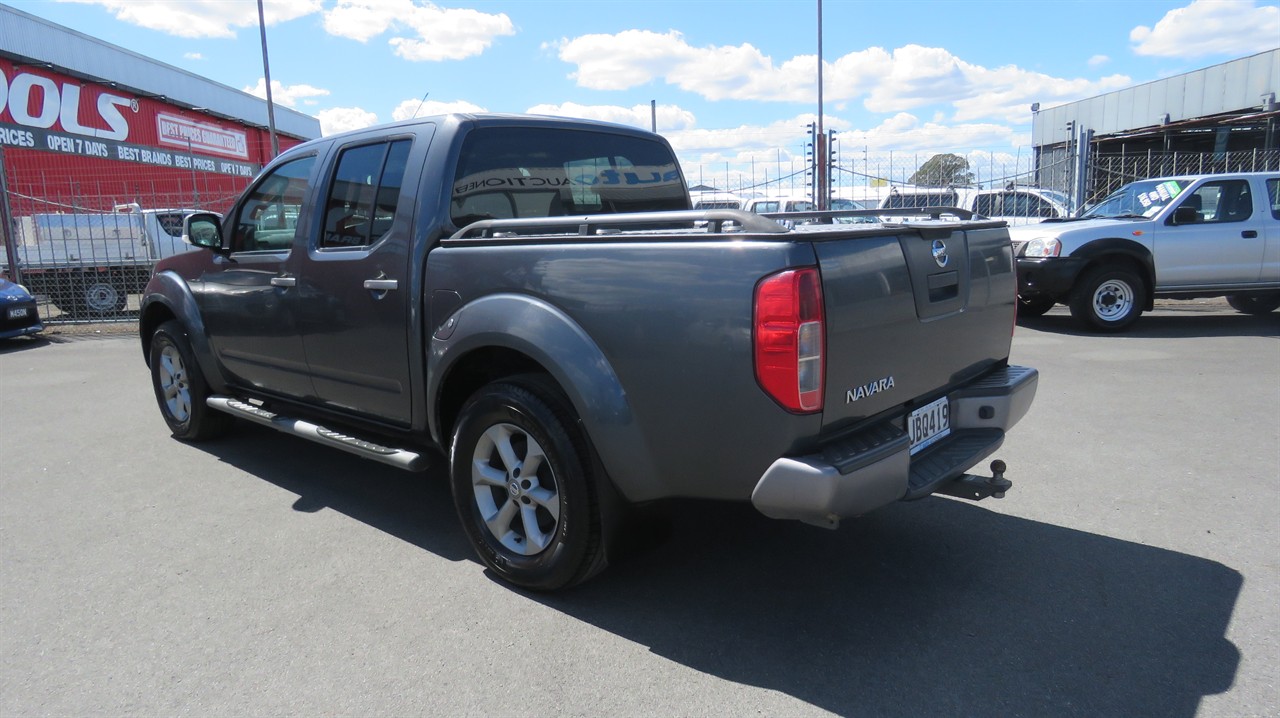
751,365 -> 1038,527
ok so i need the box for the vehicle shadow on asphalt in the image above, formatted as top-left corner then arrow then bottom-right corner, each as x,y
184,423 -> 1241,718
540,498 -> 1242,718
185,422 -> 473,562
1019,310 -> 1279,339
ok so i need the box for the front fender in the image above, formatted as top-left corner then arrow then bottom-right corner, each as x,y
429,293 -> 660,502
1067,237 -> 1157,309
140,271 -> 229,394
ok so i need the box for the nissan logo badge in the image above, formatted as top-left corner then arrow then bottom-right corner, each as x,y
931,239 -> 949,268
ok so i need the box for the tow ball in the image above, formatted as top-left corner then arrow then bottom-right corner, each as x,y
936,460 -> 1013,501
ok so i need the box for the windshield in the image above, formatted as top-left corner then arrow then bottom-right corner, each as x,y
1083,178 -> 1194,219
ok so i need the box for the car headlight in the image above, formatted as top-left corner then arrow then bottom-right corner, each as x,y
1023,237 -> 1061,258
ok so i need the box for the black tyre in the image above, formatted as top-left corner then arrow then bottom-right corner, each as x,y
148,320 -> 232,440
450,376 -> 606,591
57,279 -> 129,319
1017,295 -> 1055,318
1069,265 -> 1145,332
1226,292 -> 1280,315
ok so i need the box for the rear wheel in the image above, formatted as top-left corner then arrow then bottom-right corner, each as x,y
1226,292 -> 1280,315
149,320 -> 232,440
1069,265 -> 1145,332
1017,295 -> 1055,318
450,376 -> 606,591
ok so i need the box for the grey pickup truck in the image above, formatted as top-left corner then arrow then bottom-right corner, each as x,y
140,114 -> 1037,590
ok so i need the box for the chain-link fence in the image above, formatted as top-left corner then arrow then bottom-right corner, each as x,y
6,143 -> 1278,328
1,148 -> 250,326
1084,148 -> 1280,207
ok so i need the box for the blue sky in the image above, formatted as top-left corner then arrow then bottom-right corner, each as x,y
7,0 -> 1279,190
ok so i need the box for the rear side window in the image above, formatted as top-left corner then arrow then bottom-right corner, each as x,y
153,212 -> 187,238
1266,179 -> 1279,220
450,127 -> 688,227
321,139 -> 411,249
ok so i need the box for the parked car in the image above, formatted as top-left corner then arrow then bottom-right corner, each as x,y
140,113 -> 1035,591
0,278 -> 44,339
1010,172 -> 1280,330
859,185 -> 1069,225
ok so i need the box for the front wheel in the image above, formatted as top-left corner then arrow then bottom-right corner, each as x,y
1069,265 -> 1145,332
1226,292 -> 1280,315
149,320 -> 232,440
450,376 -> 606,591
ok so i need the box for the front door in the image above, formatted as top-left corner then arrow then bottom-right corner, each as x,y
1155,178 -> 1266,287
198,154 -> 319,400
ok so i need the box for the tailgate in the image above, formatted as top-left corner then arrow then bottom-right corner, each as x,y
814,222 -> 1015,430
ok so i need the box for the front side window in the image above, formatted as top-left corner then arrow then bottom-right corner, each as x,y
231,155 -> 316,252
321,139 -> 411,249
450,127 -> 688,227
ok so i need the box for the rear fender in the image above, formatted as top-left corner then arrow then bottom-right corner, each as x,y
429,293 -> 658,502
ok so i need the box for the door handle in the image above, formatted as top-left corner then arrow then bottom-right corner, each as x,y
1242,230 -> 1258,239
363,279 -> 399,291
270,276 -> 297,288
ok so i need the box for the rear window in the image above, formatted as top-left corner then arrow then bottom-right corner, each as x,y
451,127 -> 689,227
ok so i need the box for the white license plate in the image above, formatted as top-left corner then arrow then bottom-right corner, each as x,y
7,307 -> 30,319
908,396 -> 951,454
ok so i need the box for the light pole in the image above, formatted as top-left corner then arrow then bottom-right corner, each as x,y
815,0 -> 827,209
257,0 -> 280,158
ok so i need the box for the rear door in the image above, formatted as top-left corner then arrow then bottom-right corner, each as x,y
295,132 -> 426,425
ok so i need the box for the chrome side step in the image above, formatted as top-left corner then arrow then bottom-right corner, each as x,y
206,396 -> 428,472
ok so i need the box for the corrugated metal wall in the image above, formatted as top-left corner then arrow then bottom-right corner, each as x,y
1032,50 -> 1279,146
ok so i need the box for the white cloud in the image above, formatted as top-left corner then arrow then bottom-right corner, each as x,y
552,30 -> 817,102
184,52 -> 204,61
554,32 -> 1132,124
317,107 -> 379,136
1130,0 -> 1280,57
391,98 -> 488,120
1088,55 -> 1110,67
323,0 -> 514,61
57,0 -> 320,39
524,102 -> 696,131
243,79 -> 330,108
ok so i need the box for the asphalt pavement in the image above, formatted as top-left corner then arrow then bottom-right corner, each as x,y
1,302 -> 1277,717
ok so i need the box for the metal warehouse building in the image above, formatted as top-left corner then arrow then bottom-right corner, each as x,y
0,5 -> 321,320
0,5 -> 319,214
1032,49 -> 1280,208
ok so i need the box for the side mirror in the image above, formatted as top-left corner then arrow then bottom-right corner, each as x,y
184,212 -> 226,252
1171,206 -> 1200,225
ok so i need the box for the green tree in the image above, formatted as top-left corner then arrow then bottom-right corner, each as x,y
908,153 -> 976,187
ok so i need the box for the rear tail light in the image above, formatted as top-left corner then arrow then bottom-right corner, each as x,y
754,267 -> 824,413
